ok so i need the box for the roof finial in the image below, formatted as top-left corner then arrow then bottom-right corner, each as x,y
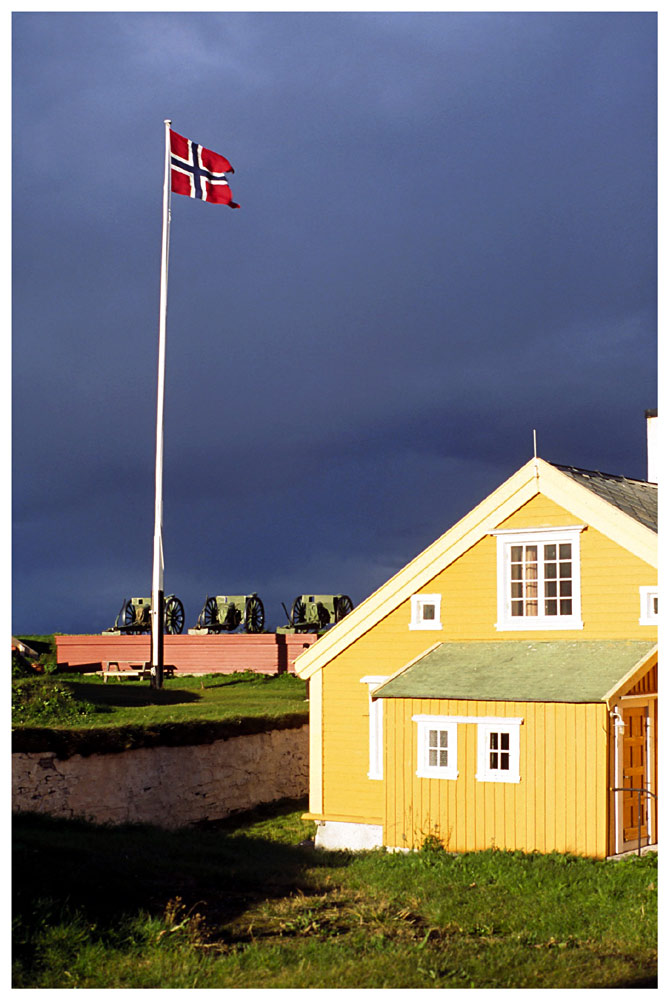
533,429 -> 539,479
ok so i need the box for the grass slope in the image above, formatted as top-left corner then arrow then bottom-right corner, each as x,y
13,804 -> 656,989
12,672 -> 308,754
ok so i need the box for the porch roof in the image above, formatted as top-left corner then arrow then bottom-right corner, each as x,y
373,640 -> 656,703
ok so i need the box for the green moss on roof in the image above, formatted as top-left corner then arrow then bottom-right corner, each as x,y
374,641 -> 656,703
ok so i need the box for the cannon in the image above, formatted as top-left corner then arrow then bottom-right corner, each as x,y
279,594 -> 354,633
194,593 -> 265,634
103,595 -> 185,635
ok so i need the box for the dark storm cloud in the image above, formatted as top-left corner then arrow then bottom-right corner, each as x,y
12,12 -> 656,633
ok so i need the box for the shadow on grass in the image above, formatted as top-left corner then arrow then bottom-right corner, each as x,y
65,681 -> 202,709
13,801 -> 348,948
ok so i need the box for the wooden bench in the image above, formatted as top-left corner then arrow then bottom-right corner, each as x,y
102,661 -> 176,683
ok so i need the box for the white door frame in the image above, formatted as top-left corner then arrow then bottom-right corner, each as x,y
613,696 -> 655,855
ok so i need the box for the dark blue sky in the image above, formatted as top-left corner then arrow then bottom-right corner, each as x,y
12,12 -> 657,635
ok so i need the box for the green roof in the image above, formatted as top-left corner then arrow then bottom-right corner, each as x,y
374,641 -> 656,703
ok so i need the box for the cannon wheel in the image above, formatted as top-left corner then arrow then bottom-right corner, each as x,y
120,598 -> 136,633
291,597 -> 306,625
164,596 -> 185,634
334,595 -> 354,622
201,596 -> 219,630
245,595 -> 265,633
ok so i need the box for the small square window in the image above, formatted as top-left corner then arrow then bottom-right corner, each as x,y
414,716 -> 458,779
476,722 -> 520,783
639,587 -> 658,625
410,594 -> 442,631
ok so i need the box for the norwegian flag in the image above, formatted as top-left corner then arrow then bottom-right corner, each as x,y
170,129 -> 239,208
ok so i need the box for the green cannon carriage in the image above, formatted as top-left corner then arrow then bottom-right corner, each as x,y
103,595 -> 185,635
195,593 -> 265,634
278,593 -> 354,633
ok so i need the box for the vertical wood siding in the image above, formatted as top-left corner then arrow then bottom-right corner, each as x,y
625,664 -> 657,696
384,699 -> 609,857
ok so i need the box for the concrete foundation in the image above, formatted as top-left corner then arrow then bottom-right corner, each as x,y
314,820 -> 383,851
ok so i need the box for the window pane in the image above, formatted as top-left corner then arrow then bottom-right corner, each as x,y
511,582 -> 523,598
560,599 -> 572,615
559,543 -> 571,560
545,544 -> 556,560
545,599 -> 558,615
500,753 -> 510,770
429,748 -> 437,766
544,562 -> 557,579
526,599 -> 538,616
429,730 -> 438,748
490,732 -> 498,749
422,604 -> 435,620
511,601 -> 524,616
439,731 -> 448,748
559,580 -> 572,597
511,564 -> 523,580
510,546 -> 523,561
545,580 -> 557,597
500,732 -> 509,750
559,561 -> 572,578
525,546 -> 537,561
489,752 -> 498,769
439,749 -> 448,767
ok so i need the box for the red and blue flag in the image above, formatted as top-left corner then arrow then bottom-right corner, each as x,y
170,129 -> 239,208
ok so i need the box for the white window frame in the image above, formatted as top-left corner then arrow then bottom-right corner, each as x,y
639,586 -> 658,625
493,526 -> 585,631
476,720 -> 521,783
409,593 -> 442,631
413,715 -> 458,780
360,676 -> 388,780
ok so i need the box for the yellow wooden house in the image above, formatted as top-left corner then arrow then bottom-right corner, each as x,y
294,435 -> 657,859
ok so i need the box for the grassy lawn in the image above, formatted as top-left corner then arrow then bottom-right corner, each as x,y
12,671 -> 308,729
13,804 -> 657,989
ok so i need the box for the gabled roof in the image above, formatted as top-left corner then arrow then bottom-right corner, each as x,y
372,640 -> 656,704
294,457 -> 658,681
553,466 -> 657,532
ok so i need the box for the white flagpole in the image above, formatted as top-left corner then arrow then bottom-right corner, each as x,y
151,118 -> 172,689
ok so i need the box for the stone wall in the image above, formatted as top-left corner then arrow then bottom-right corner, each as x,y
12,725 -> 309,828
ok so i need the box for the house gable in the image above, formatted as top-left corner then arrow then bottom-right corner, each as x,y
295,458 -> 657,681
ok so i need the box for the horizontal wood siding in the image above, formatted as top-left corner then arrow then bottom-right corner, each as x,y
56,634 -> 317,676
384,699 -> 609,857
322,657 -> 383,822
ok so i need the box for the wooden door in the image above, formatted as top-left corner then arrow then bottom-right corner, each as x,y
621,706 -> 648,844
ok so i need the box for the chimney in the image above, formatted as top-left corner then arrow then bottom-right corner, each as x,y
645,408 -> 657,483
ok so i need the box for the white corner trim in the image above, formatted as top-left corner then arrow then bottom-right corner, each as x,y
361,675 -> 389,781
